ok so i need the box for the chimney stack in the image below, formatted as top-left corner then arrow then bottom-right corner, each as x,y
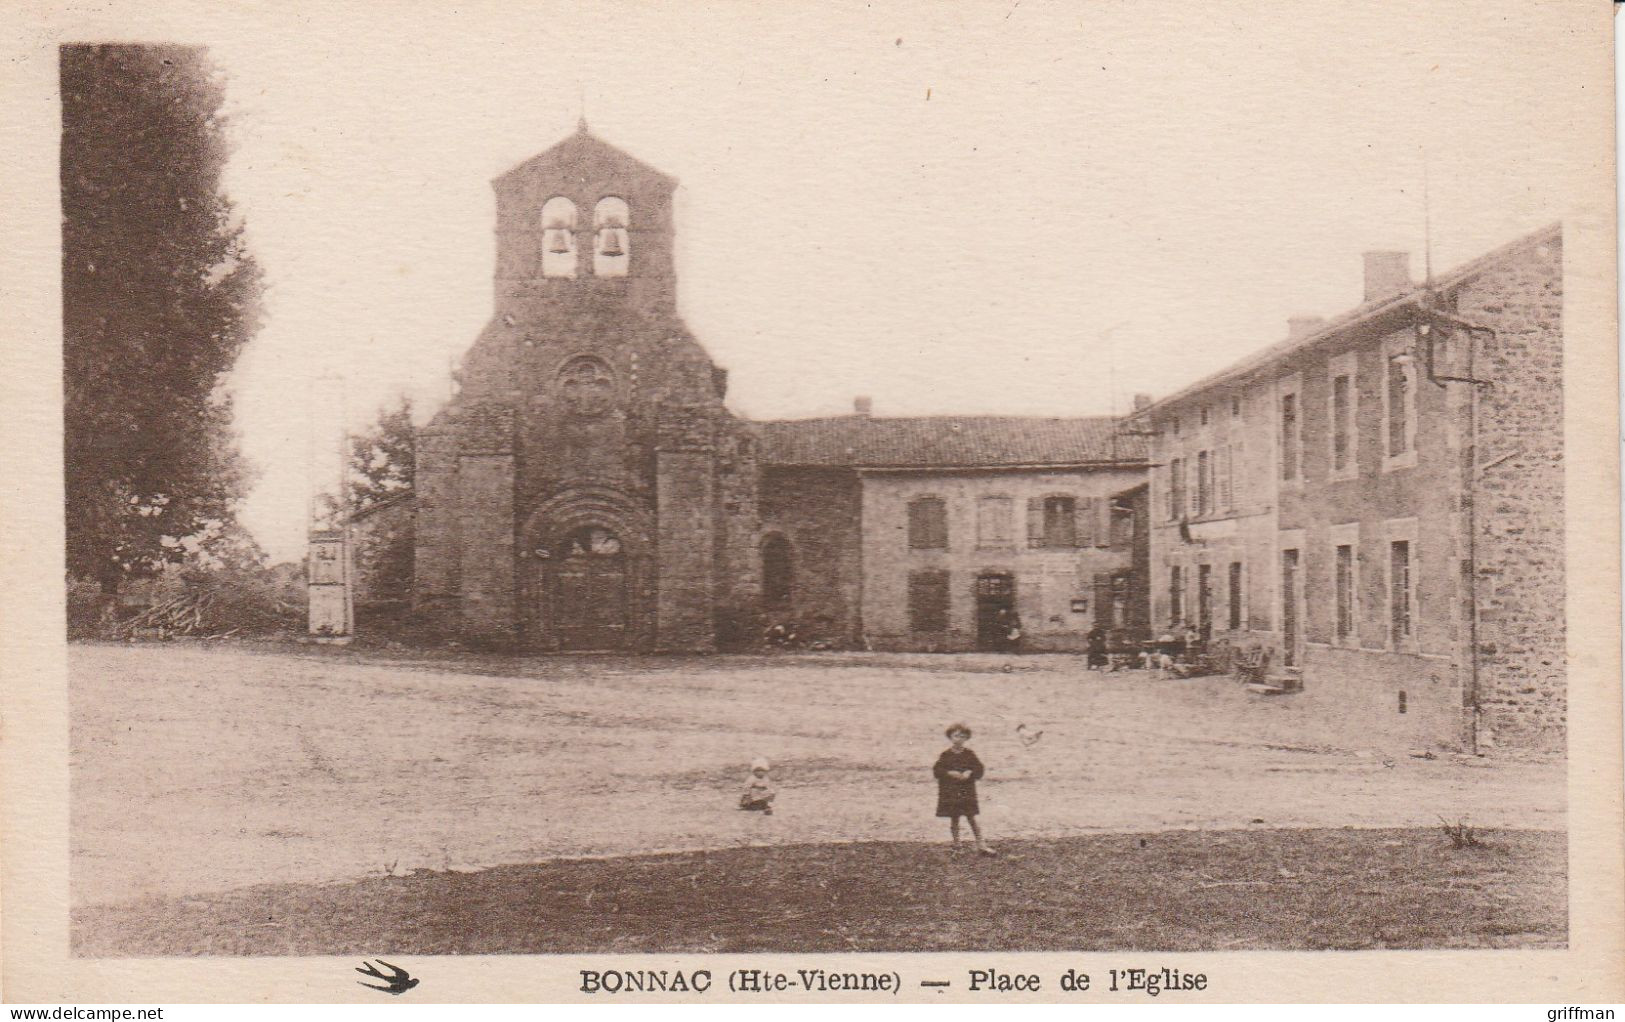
1288,315 -> 1326,340
1362,251 -> 1412,303
1132,393 -> 1153,413
853,395 -> 872,417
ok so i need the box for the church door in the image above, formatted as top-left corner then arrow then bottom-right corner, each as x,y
553,526 -> 628,650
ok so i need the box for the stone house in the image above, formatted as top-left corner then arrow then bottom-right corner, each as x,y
757,413 -> 1148,651
1132,223 -> 1564,752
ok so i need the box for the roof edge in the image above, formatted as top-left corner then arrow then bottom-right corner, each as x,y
1133,221 -> 1561,418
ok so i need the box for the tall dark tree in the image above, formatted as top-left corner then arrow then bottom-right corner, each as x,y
62,45 -> 262,593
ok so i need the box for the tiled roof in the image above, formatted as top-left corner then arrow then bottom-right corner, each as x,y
757,415 -> 1148,469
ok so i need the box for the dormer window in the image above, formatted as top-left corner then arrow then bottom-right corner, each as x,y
541,196 -> 578,278
594,197 -> 630,277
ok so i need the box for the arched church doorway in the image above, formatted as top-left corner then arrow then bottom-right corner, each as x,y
552,525 -> 628,650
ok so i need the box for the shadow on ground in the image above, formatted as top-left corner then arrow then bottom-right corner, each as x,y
74,827 -> 1566,956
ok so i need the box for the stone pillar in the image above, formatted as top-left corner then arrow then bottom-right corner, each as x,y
655,449 -> 717,651
455,403 -> 517,645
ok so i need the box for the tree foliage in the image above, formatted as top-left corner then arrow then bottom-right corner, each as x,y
347,395 -> 415,513
344,396 -> 416,604
62,45 -> 263,591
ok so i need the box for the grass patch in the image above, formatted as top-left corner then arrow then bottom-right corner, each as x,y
75,827 -> 1564,956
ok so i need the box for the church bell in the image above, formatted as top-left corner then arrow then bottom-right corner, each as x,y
600,229 -> 625,257
546,229 -> 572,255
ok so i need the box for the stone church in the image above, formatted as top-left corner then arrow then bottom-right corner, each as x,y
393,124 -> 1150,652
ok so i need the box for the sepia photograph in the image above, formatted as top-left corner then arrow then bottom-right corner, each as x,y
2,0 -> 1620,1005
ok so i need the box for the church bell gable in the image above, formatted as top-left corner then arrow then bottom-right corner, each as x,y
491,122 -> 678,316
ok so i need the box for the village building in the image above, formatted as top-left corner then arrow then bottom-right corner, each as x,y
757,413 -> 1149,651
347,126 -> 1564,754
1131,223 -> 1564,752
387,125 -> 1150,653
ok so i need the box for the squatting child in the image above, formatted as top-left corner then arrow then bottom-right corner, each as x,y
933,723 -> 995,855
738,757 -> 776,815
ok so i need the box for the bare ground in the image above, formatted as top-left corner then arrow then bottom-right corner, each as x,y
70,642 -> 1564,915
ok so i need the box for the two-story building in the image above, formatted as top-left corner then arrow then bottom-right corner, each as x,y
1134,224 -> 1564,752
757,412 -> 1149,651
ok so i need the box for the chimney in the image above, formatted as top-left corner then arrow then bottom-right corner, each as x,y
1287,315 -> 1326,340
853,395 -> 872,417
1362,251 -> 1412,303
1131,393 -> 1153,413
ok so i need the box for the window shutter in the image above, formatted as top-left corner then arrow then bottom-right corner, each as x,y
1096,496 -> 1111,547
1026,497 -> 1045,548
1218,446 -> 1232,510
1074,497 -> 1095,547
1186,460 -> 1199,518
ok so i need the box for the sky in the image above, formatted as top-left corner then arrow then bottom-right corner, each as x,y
168,2 -> 1591,562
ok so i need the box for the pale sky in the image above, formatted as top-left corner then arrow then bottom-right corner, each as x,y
176,2 -> 1589,562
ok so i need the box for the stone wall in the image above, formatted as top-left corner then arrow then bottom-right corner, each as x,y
1460,234 -> 1565,752
758,467 -> 863,645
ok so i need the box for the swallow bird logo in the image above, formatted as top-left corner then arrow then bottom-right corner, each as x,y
356,959 -> 419,995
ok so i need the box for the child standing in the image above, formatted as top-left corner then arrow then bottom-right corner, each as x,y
738,757 -> 776,815
933,724 -> 995,855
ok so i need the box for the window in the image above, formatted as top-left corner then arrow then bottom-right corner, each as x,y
541,196 -> 578,278
762,534 -> 793,606
1197,564 -> 1212,631
1218,444 -> 1234,510
1231,395 -> 1242,418
1279,391 -> 1300,481
1030,495 -> 1076,548
1196,450 -> 1212,516
1172,416 -> 1181,437
907,496 -> 948,549
1389,539 -> 1413,645
1199,406 -> 1210,427
908,570 -> 950,633
593,196 -> 630,277
1327,352 -> 1358,479
1168,457 -> 1186,520
977,496 -> 1014,547
1109,496 -> 1134,548
1169,566 -> 1184,624
1335,544 -> 1355,643
1385,347 -> 1417,466
1227,561 -> 1243,630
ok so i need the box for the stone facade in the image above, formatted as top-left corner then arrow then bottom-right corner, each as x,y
855,469 -> 1145,651
412,125 -> 760,651
1137,224 -> 1564,752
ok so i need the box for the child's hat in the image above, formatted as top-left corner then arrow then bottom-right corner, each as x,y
751,757 -> 770,772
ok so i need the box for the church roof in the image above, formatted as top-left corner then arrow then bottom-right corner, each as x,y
757,415 -> 1148,470
492,121 -> 677,187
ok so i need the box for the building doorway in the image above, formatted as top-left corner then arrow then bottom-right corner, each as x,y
974,572 -> 1016,651
1280,548 -> 1301,667
552,526 -> 628,650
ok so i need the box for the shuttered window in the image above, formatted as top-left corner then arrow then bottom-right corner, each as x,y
907,496 -> 948,549
908,570 -> 950,633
